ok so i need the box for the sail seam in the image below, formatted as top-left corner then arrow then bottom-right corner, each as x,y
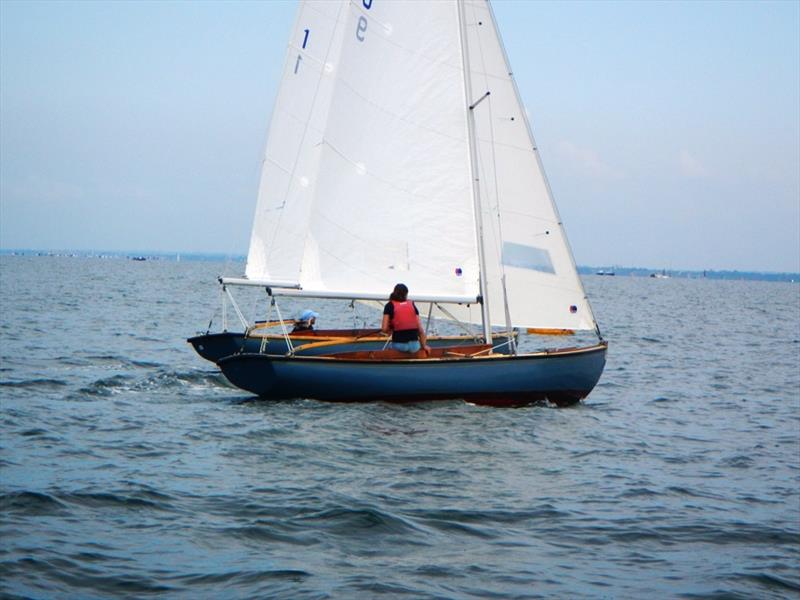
474,137 -> 537,153
346,0 -> 463,74
310,242 -> 470,297
328,73 -> 468,145
312,206 -> 472,284
319,138 -> 472,205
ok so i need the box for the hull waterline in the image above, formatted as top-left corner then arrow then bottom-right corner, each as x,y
217,343 -> 607,407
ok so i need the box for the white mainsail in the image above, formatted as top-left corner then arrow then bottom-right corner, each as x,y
303,0 -> 479,300
244,0 -> 598,332
247,0 -> 479,301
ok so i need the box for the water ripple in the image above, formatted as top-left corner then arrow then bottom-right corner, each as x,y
1,257 -> 798,598
1,491 -> 67,516
0,378 -> 68,390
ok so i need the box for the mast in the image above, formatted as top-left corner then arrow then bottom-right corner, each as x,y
457,0 -> 493,345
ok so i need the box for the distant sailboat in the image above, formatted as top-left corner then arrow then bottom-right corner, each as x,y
196,0 -> 607,406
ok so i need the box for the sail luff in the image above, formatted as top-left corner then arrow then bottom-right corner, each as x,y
244,5 -> 305,285
296,2 -> 349,288
245,0 -> 349,285
457,0 -> 492,344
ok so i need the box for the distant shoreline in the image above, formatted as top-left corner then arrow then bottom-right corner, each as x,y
577,266 -> 797,283
0,249 -> 243,263
1,249 -> 797,283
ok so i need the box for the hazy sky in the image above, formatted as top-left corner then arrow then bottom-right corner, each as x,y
1,0 -> 798,272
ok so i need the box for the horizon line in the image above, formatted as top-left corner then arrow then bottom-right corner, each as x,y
1,248 -> 797,277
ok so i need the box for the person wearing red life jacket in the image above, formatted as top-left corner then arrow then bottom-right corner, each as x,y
381,283 -> 431,355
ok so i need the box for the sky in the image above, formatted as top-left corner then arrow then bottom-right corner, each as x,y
1,0 -> 798,272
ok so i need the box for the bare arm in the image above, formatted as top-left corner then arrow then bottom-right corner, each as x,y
381,314 -> 391,335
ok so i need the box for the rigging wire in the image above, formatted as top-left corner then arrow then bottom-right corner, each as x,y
205,284 -> 225,334
271,296 -> 294,355
259,294 -> 276,354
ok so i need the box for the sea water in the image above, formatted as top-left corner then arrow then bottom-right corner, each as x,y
1,256 -> 798,599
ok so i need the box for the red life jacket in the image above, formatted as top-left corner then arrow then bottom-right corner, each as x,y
390,300 -> 418,332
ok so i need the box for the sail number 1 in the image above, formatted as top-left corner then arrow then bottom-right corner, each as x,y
294,28 -> 310,74
296,0 -> 372,75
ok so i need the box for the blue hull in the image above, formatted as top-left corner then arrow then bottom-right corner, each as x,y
217,343 -> 607,407
188,331 -> 513,363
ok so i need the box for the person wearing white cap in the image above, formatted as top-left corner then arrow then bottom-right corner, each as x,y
292,309 -> 319,332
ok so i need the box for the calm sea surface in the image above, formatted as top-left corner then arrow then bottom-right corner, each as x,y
1,256 -> 798,599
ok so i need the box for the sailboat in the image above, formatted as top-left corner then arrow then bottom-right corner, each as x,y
207,0 -> 607,407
